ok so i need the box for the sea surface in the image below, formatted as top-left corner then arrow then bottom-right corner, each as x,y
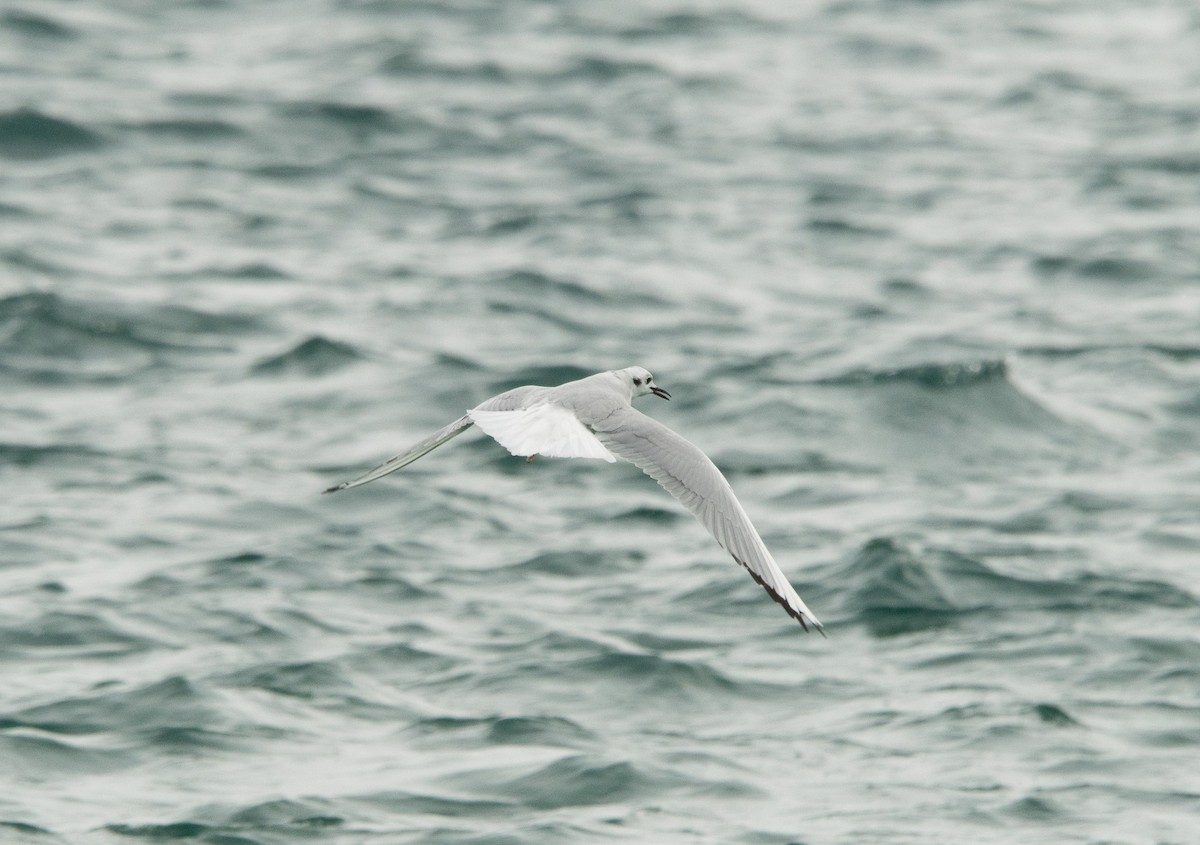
2,1 -> 1199,843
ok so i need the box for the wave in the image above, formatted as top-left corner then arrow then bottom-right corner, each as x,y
105,798 -> 344,842
0,820 -> 53,841
483,364 -> 601,393
123,118 -> 244,140
810,355 -> 1115,472
550,55 -> 667,83
162,261 -> 291,281
452,754 -> 677,811
381,49 -> 669,85
222,660 -> 352,702
352,789 -> 513,818
616,9 -> 768,40
446,750 -> 759,813
403,713 -> 596,750
473,270 -> 669,336
0,610 -> 155,659
833,537 -> 1198,637
1032,253 -> 1157,283
5,676 -> 216,738
0,733 -> 133,777
0,108 -> 103,159
1021,342 -> 1200,362
0,442 -> 101,469
806,216 -> 891,238
817,357 -> 1010,389
570,650 -> 741,698
498,549 -> 645,578
278,100 -> 395,132
381,49 -> 510,83
0,292 -> 260,382
1,9 -> 74,39
251,336 -> 363,376
488,269 -> 607,304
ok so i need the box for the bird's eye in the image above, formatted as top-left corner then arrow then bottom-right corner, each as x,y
633,377 -> 642,386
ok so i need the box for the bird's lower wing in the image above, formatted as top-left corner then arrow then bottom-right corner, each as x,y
591,408 -> 823,632
470,404 -> 617,462
323,414 -> 474,493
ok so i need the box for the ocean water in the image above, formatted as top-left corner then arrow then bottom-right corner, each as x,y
2,1 -> 1199,843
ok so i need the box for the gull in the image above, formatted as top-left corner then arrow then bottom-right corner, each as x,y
325,366 -> 823,633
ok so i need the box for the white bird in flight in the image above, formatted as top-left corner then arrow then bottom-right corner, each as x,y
325,366 -> 823,633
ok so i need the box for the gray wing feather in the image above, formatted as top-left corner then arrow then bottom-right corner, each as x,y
323,387 -> 545,493
323,414 -> 473,493
591,407 -> 823,632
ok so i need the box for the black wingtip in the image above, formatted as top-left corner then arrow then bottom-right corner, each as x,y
795,610 -> 827,637
322,483 -> 345,495
735,554 -> 825,635
796,612 -> 827,636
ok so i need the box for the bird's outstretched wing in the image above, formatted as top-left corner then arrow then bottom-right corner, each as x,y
323,414 -> 474,493
591,407 -> 823,632
470,404 -> 617,462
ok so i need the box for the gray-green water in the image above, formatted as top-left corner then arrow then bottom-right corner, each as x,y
3,2 -> 1199,843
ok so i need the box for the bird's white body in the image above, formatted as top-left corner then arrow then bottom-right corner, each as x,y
326,367 -> 823,632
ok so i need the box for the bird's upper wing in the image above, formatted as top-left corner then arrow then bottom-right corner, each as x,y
470,404 -> 617,462
590,407 -> 822,632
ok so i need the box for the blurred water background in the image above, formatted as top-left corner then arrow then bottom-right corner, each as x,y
3,1 -> 1200,843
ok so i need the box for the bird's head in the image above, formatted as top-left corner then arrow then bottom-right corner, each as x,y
615,366 -> 670,401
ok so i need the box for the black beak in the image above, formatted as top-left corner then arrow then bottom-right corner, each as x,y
651,386 -> 671,400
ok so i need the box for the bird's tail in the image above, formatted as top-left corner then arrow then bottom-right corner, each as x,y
323,414 -> 473,493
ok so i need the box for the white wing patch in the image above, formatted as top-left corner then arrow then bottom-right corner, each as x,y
470,404 -> 617,462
